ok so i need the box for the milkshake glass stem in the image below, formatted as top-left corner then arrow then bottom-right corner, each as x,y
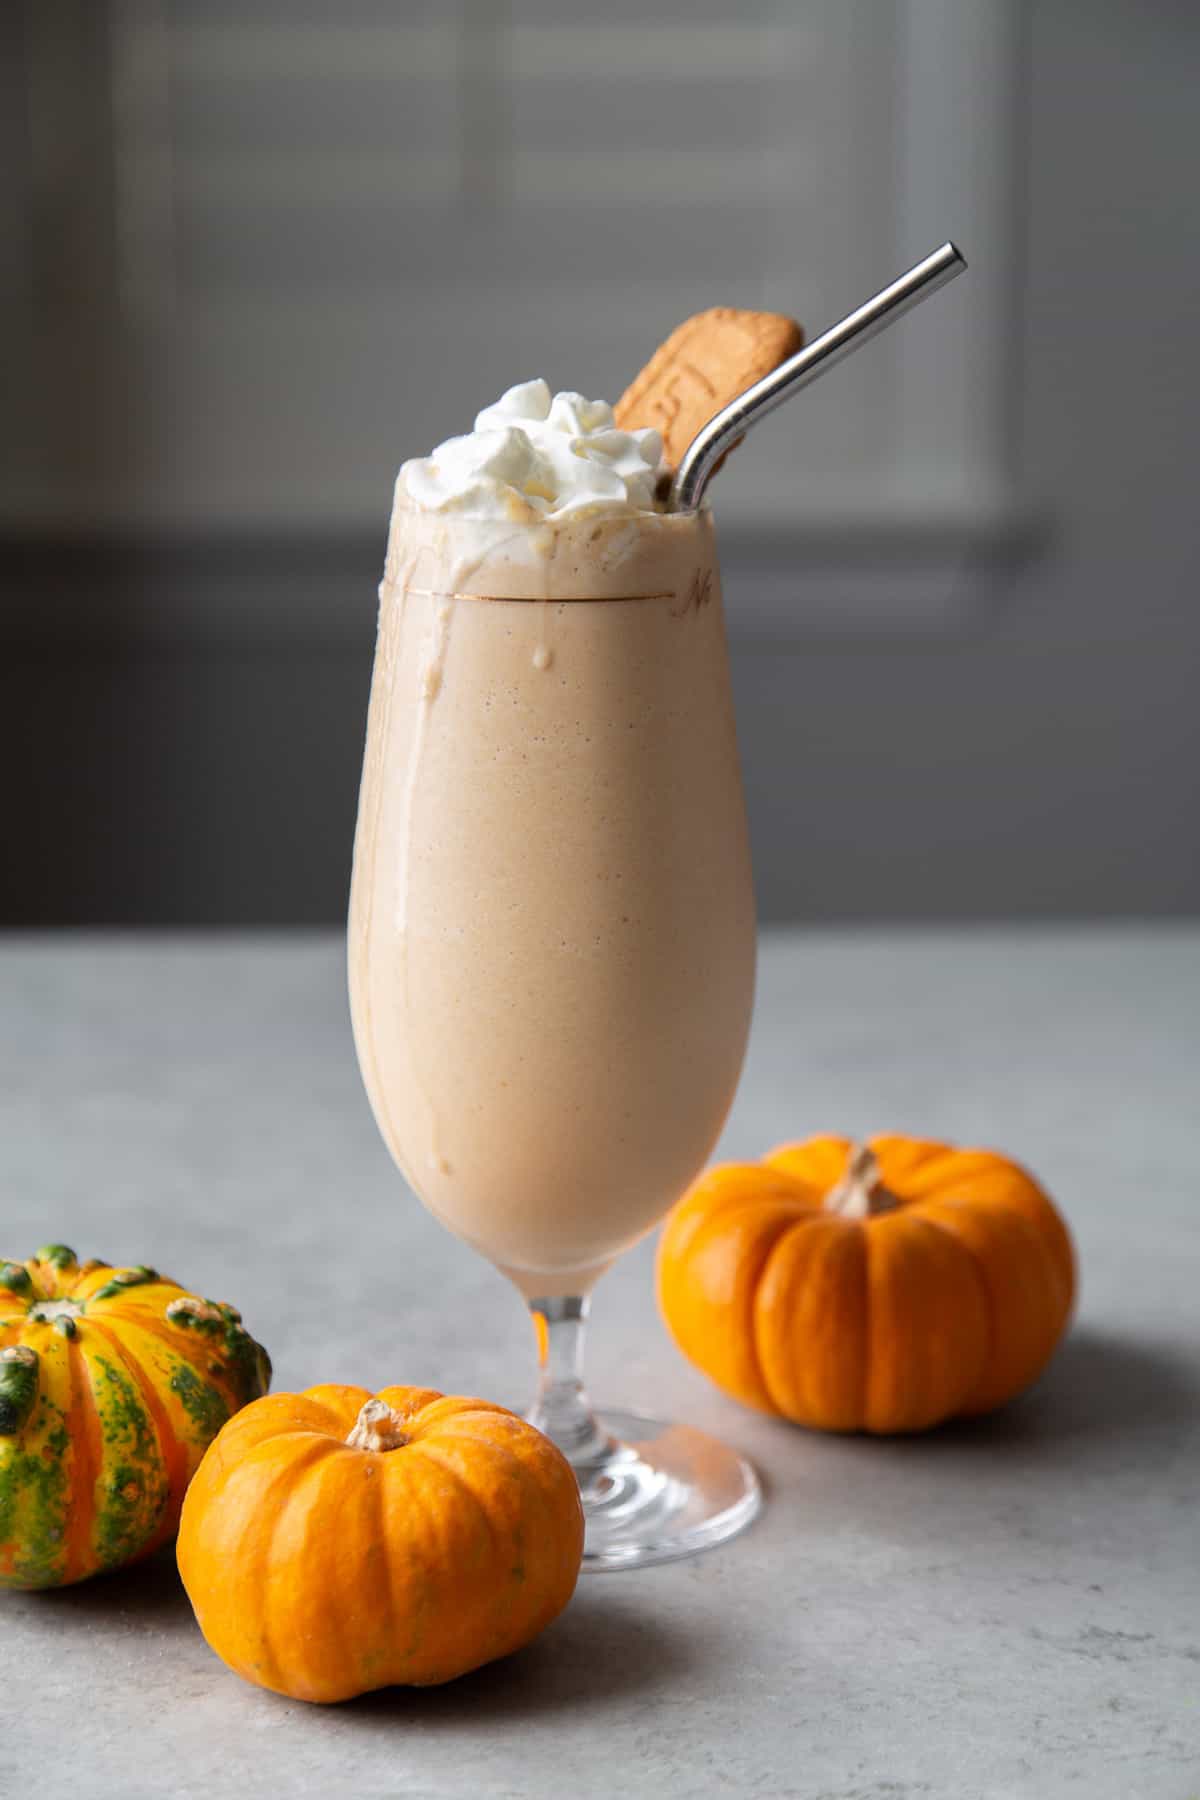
523,1289 -> 761,1571
527,1296 -> 612,1467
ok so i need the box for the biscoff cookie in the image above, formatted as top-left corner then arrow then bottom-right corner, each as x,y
614,307 -> 803,472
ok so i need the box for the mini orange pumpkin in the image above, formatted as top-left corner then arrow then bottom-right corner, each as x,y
657,1135 -> 1075,1433
177,1383 -> 584,1702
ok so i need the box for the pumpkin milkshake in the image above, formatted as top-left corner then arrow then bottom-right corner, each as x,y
348,381 -> 755,1297
348,259 -> 965,1566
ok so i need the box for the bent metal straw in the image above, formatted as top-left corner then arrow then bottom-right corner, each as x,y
669,242 -> 967,513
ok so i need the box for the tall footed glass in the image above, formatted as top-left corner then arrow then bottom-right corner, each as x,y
348,499 -> 758,1568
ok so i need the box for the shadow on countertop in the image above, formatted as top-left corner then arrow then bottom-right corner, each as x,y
916,1324 -> 1200,1452
346,1586 -> 705,1725
17,1544 -> 706,1724
17,1545 -> 191,1629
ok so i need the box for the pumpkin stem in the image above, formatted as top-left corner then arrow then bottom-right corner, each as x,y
823,1143 -> 903,1220
345,1398 -> 410,1453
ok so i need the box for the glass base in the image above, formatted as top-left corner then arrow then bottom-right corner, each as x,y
560,1407 -> 762,1571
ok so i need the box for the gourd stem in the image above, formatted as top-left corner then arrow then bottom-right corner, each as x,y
823,1142 -> 903,1219
526,1295 -> 612,1469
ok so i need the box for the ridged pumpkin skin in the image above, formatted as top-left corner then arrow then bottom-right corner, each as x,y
0,1245 -> 271,1588
657,1135 -> 1076,1433
177,1383 -> 585,1702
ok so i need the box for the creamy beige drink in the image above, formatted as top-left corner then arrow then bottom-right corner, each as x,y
348,258 -> 960,1566
348,383 -> 755,1298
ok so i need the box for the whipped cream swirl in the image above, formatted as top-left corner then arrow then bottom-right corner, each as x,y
400,380 -> 665,520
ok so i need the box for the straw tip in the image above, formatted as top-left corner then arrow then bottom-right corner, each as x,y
945,240 -> 968,272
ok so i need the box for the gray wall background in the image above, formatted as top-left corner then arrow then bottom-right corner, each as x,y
3,1 -> 1198,925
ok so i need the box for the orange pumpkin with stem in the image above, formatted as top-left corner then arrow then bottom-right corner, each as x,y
177,1383 -> 584,1702
657,1134 -> 1075,1433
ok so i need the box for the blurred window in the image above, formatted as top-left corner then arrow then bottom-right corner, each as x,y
5,0 -> 1018,535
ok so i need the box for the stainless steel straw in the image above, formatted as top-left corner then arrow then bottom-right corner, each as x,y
668,241 -> 967,513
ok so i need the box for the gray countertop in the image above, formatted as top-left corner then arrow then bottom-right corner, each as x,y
1,928 -> 1197,1800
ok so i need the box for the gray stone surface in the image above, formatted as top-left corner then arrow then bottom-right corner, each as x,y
1,928 -> 1197,1799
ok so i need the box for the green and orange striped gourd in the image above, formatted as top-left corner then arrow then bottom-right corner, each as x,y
0,1244 -> 271,1588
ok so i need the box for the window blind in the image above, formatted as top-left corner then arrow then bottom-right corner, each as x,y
5,0 -> 1017,534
